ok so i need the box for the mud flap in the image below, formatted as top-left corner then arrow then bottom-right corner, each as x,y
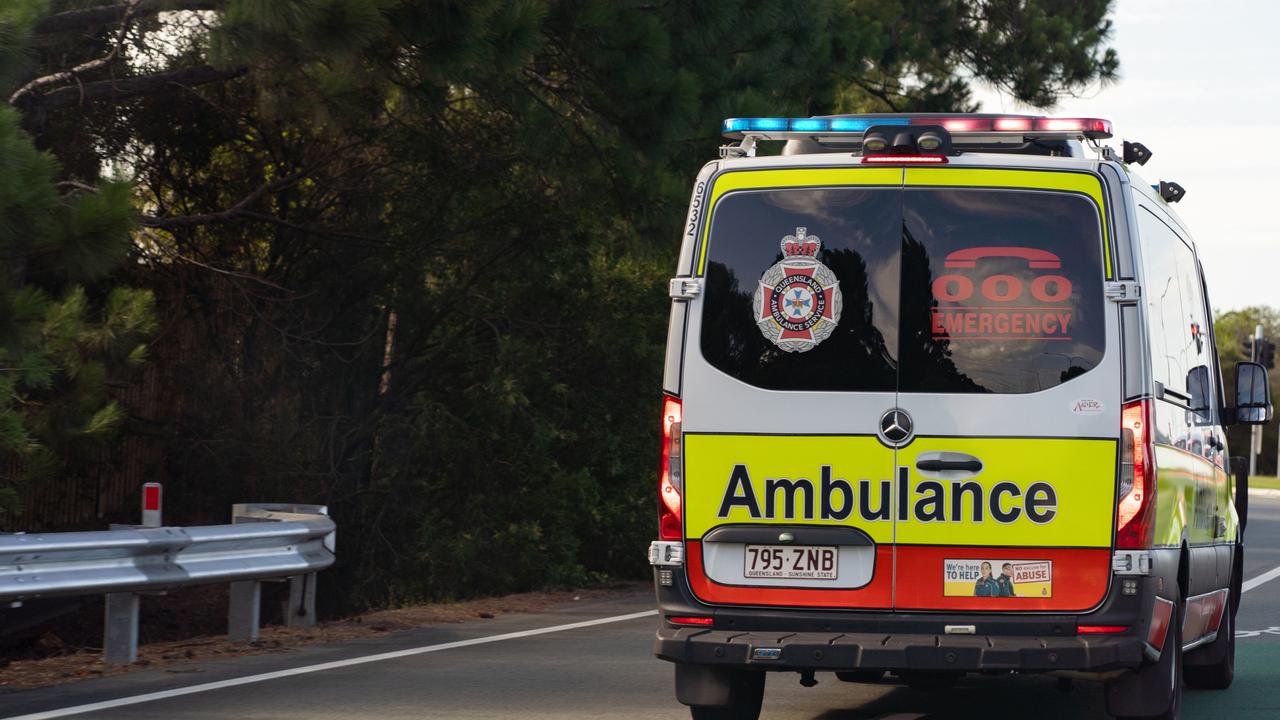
1105,593 -> 1182,718
675,663 -> 736,707
1185,595 -> 1232,667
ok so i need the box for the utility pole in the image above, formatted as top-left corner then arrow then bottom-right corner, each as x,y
1252,324 -> 1263,477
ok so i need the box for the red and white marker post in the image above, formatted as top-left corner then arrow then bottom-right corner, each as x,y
141,482 -> 162,527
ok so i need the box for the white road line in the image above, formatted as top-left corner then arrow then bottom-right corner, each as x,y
1242,564 -> 1280,593
13,564 -> 1280,719
1,609 -> 658,720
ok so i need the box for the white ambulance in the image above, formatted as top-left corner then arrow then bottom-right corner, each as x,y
648,113 -> 1272,720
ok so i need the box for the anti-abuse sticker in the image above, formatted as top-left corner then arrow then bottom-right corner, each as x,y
943,558 -> 1052,598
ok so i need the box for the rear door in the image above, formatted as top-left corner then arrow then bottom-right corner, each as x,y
680,165 -> 1120,613
681,167 -> 903,609
893,167 -> 1120,612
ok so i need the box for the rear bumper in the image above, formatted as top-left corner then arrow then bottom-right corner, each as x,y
656,626 -> 1144,672
652,546 -> 1185,674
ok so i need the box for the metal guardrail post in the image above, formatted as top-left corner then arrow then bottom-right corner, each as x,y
233,503 -> 332,632
228,580 -> 262,641
284,573 -> 318,627
104,593 -> 140,664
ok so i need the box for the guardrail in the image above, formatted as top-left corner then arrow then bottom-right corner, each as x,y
0,503 -> 336,663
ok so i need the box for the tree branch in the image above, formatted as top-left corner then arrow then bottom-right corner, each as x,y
56,180 -> 100,194
10,0 -> 144,106
32,1 -> 219,35
14,64 -> 246,110
138,170 -> 308,228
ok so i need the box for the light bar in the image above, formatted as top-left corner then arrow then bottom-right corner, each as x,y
721,115 -> 1112,140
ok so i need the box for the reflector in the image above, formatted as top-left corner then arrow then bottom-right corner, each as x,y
668,616 -> 714,626
1078,625 -> 1128,634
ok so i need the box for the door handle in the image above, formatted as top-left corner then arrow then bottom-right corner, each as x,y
916,459 -> 982,472
914,452 -> 984,478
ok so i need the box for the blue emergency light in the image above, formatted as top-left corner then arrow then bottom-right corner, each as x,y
721,117 -> 910,134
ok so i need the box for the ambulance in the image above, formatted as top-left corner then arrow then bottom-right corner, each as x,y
648,113 -> 1273,720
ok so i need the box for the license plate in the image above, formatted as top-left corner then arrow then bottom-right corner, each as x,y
744,545 -> 838,580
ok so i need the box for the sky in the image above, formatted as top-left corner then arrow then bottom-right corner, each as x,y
970,0 -> 1279,313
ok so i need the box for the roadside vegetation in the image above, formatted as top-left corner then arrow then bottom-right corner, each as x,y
1250,476 -> 1280,491
1214,309 -> 1280,476
4,1 -> 1123,612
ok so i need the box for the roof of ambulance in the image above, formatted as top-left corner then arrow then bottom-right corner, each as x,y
712,149 -> 1104,173
710,149 -> 1194,239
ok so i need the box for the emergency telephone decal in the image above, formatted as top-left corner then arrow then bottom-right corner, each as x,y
943,558 -> 1053,598
930,246 -> 1073,341
753,227 -> 842,352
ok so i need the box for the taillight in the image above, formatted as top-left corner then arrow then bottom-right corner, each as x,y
659,395 -> 683,540
1078,625 -> 1128,634
1117,399 -> 1157,549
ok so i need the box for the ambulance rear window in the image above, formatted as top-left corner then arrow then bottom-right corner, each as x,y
899,188 -> 1106,394
699,187 -> 901,392
697,184 -> 1105,395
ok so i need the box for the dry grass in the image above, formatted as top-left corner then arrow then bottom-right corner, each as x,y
0,583 -> 644,691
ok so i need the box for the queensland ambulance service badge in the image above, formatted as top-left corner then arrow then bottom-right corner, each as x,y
753,227 -> 842,352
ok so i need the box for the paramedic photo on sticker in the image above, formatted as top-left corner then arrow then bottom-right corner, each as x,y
5,2 -> 1280,720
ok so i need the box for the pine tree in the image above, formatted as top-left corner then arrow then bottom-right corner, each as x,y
0,103 -> 155,518
5,0 -> 1121,600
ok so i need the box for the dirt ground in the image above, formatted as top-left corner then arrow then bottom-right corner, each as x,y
0,583 -> 645,691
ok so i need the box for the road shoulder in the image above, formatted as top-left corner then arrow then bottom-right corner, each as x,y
1,584 -> 647,703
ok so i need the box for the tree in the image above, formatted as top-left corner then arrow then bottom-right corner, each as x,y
5,0 -> 1122,606
0,104 -> 155,518
839,0 -> 1119,111
1214,307 -> 1280,475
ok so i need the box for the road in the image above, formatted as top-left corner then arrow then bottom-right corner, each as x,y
4,496 -> 1280,720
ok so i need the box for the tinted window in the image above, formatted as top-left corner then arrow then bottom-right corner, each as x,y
1138,207 -> 1214,423
1177,245 -> 1214,423
899,189 -> 1107,394
700,188 -> 900,392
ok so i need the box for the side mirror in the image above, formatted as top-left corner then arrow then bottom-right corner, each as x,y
1186,365 -> 1211,414
1233,361 -> 1274,424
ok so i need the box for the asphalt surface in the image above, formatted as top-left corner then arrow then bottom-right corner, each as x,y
3,496 -> 1280,720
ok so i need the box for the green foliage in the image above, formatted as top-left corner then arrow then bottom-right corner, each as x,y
8,0 -> 1120,607
0,107 -> 156,518
0,0 -> 43,91
1213,307 -> 1280,474
833,0 -> 1118,112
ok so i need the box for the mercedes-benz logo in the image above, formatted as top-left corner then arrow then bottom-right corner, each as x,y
878,408 -> 914,447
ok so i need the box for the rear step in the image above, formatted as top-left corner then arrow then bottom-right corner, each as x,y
657,628 -> 1143,672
